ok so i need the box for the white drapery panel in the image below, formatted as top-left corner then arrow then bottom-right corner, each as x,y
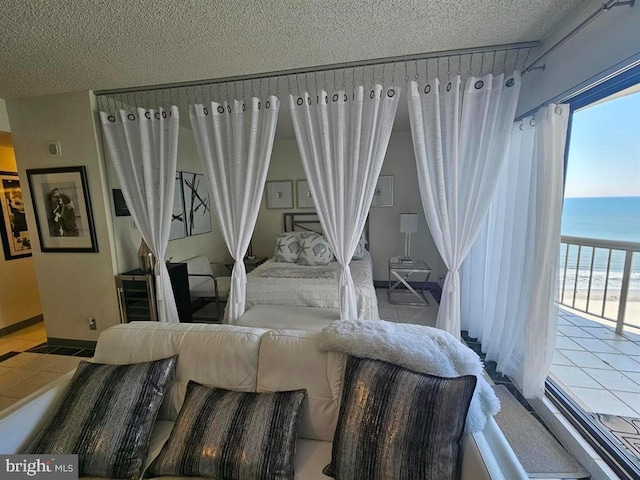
100,106 -> 180,323
189,96 -> 279,323
290,85 -> 399,320
461,104 -> 570,398
407,73 -> 521,338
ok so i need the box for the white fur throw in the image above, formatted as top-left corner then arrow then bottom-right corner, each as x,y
317,320 -> 500,433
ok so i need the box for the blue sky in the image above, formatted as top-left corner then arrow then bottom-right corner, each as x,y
565,89 -> 640,198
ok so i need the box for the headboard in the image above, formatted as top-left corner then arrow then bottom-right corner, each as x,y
283,212 -> 370,248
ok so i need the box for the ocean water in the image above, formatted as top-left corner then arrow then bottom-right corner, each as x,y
560,196 -> 640,292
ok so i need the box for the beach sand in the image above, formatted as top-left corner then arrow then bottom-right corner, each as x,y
559,289 -> 640,329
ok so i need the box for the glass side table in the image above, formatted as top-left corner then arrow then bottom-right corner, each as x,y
388,259 -> 432,305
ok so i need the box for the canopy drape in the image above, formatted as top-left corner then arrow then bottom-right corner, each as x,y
189,96 -> 279,323
461,104 -> 570,398
100,106 -> 180,323
290,84 -> 399,320
407,72 -> 521,338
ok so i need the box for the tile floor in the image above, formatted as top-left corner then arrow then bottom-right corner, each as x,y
551,307 -> 640,419
0,323 -> 48,356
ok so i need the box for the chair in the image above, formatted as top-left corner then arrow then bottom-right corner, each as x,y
184,256 -> 231,322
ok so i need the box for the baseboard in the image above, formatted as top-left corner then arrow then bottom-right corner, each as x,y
0,314 -> 43,337
47,337 -> 97,349
373,281 -> 442,303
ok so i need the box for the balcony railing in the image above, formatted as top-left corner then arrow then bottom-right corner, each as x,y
559,235 -> 640,334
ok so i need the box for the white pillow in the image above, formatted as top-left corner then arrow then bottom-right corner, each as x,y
298,233 -> 334,266
274,232 -> 301,263
351,233 -> 368,260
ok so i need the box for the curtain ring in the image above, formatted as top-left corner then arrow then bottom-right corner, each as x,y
519,122 -> 524,131
555,105 -> 563,115
530,117 -> 536,127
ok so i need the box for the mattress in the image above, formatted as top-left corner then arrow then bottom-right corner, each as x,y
245,251 -> 379,320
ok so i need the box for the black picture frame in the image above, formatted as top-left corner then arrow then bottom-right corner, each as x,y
26,166 -> 98,253
0,171 -> 33,260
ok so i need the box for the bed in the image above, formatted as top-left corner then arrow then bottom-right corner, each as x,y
244,213 -> 379,320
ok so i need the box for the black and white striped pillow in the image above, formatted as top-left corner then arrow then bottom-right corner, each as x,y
146,381 -> 307,480
27,356 -> 176,479
324,356 -> 477,480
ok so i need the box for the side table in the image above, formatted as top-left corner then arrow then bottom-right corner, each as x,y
388,259 -> 432,305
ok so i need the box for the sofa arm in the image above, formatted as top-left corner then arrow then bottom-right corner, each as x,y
461,417 -> 527,480
0,372 -> 73,454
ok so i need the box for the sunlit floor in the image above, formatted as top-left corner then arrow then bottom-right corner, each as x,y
0,323 -> 48,356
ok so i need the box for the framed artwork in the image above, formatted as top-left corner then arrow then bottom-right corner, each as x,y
296,179 -> 314,209
371,175 -> 394,207
169,173 -> 187,240
0,171 -> 32,260
181,171 -> 212,236
266,180 -> 293,209
26,166 -> 98,252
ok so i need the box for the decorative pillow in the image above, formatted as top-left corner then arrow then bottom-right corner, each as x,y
298,232 -> 333,266
27,356 -> 176,479
274,232 -> 301,263
147,381 -> 307,480
351,234 -> 368,261
324,356 -> 477,480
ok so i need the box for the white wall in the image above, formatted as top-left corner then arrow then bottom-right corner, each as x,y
0,132 -> 43,330
253,133 -> 446,282
517,0 -> 640,117
103,124 -> 230,272
7,91 -> 121,341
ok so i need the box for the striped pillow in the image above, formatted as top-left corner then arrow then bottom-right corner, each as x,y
324,356 -> 477,480
27,356 -> 176,479
147,381 -> 307,480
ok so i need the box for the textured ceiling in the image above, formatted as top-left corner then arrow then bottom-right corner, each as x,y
0,0 -> 586,99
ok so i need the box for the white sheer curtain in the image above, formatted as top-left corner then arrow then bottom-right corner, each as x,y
461,104 -> 570,398
100,106 -> 180,323
407,72 -> 521,338
290,84 -> 399,320
190,96 -> 279,323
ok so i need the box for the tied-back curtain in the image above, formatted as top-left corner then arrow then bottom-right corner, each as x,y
189,96 -> 279,323
100,106 -> 180,323
461,104 -> 569,398
407,72 -> 521,338
290,84 -> 399,320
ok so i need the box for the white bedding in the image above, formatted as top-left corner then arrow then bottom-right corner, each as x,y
245,251 -> 379,320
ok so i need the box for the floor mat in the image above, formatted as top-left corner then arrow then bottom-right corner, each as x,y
493,385 -> 589,479
592,412 -> 640,463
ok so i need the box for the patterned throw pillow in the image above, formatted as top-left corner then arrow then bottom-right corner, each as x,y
27,356 -> 176,479
274,232 -> 301,263
351,234 -> 368,260
298,232 -> 334,266
147,381 -> 307,480
324,356 -> 477,480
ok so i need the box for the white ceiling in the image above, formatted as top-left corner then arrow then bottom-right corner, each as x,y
0,0 -> 586,99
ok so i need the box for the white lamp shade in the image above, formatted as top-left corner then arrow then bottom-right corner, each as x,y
400,213 -> 418,233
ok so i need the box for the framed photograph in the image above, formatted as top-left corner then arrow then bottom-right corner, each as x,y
296,179 -> 314,209
0,171 -> 32,260
169,172 -> 187,241
26,166 -> 98,252
266,180 -> 293,209
371,175 -> 394,207
181,171 -> 212,236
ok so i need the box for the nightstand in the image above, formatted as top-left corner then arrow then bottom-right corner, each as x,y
388,259 -> 432,305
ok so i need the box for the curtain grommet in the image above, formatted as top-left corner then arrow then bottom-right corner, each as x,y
530,118 -> 536,127
203,107 -> 208,115
307,97 -> 312,105
475,80 -> 484,89
506,78 -> 515,88
344,93 -> 348,101
227,105 -> 232,113
332,93 -> 339,102
108,115 -> 116,122
370,90 -> 375,99
154,112 -> 160,119
127,113 -> 136,121
297,97 -> 303,106
144,112 -> 151,119
424,85 -> 431,94
446,82 -> 452,92
243,103 -> 246,111
217,106 -> 224,114
387,88 -> 395,97
161,111 -> 167,118
555,106 -> 562,115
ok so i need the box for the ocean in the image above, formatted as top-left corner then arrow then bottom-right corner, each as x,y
560,196 -> 640,293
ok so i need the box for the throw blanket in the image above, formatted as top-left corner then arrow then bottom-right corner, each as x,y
318,320 -> 500,433
255,265 -> 336,279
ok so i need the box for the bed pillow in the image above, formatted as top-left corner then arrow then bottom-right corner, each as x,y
324,356 -> 476,480
146,381 -> 307,480
274,232 -> 301,263
351,234 -> 368,261
298,232 -> 333,266
27,356 -> 176,479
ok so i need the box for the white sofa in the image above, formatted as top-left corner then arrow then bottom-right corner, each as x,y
0,322 -> 527,480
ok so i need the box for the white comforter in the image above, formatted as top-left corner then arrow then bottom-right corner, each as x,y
245,252 -> 379,320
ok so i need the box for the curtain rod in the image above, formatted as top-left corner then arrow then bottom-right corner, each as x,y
523,0 -> 636,74
94,41 -> 539,96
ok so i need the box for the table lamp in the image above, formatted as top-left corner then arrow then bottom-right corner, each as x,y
400,213 -> 418,262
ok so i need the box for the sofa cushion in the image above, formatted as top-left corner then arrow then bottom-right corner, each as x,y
324,356 -> 477,480
92,322 -> 267,421
297,232 -> 333,266
147,381 -> 306,480
27,356 -> 176,479
257,329 -> 346,442
274,232 -> 301,263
